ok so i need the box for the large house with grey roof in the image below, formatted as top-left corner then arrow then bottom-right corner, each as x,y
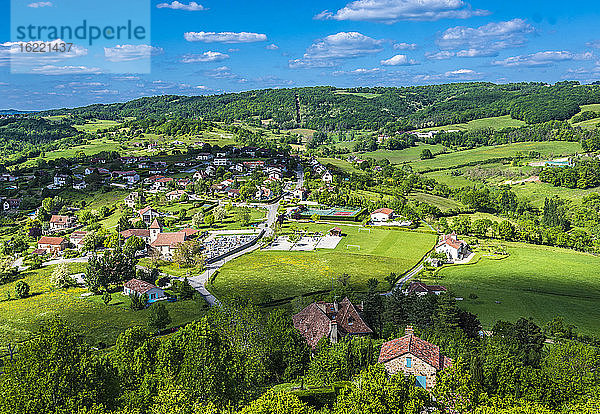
292,297 -> 373,349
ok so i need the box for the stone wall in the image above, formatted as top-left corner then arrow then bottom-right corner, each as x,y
383,353 -> 439,389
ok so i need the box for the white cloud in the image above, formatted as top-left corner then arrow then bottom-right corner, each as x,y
0,40 -> 87,66
493,51 -> 593,67
181,51 -> 229,63
29,65 -> 102,75
415,68 -> 482,81
380,54 -> 417,66
156,1 -> 206,11
184,31 -> 267,43
425,50 -> 455,60
333,67 -> 384,75
266,44 -> 279,50
433,19 -> 534,58
393,42 -> 417,50
315,0 -> 489,23
27,1 -> 52,7
289,32 -> 384,68
104,44 -> 163,62
204,66 -> 248,83
586,40 -> 600,49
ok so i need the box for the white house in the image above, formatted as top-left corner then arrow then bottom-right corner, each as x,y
196,153 -> 213,161
322,171 -> 333,183
53,174 -> 69,187
123,279 -> 165,302
73,181 -> 87,190
371,208 -> 394,222
49,215 -> 77,231
213,158 -> 230,167
138,207 -> 161,225
435,233 -> 470,261
166,189 -> 186,202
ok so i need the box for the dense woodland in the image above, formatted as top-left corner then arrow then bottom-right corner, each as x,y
40,82 -> 600,130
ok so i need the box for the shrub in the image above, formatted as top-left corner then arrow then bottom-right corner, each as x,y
147,302 -> 172,331
15,281 -> 30,298
129,293 -> 148,310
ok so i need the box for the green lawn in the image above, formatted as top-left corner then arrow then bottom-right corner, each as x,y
73,120 -> 121,133
334,90 -> 381,99
318,157 -> 364,174
0,264 -> 207,345
418,115 -> 526,132
429,241 -> 600,335
510,182 -> 600,208
211,225 -> 436,303
411,141 -> 581,172
360,144 -> 447,164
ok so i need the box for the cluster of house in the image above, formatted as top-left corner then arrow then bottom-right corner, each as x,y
309,158 -> 333,183
120,218 -> 198,260
293,297 -> 452,389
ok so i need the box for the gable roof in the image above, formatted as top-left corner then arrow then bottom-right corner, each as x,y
437,232 -> 466,250
378,332 -> 452,370
124,278 -> 160,294
406,281 -> 447,295
372,208 -> 394,215
292,297 -> 373,349
120,228 -> 150,239
150,232 -> 186,248
150,218 -> 162,229
50,215 -> 73,224
38,236 -> 65,245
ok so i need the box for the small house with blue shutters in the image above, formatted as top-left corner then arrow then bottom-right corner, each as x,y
378,326 -> 452,390
123,279 -> 165,303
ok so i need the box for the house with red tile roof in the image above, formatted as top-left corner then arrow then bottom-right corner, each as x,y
292,297 -> 373,349
123,279 -> 165,302
138,206 -> 161,225
150,231 -> 186,260
120,228 -> 151,244
49,215 -> 77,231
37,236 -> 68,255
370,208 -> 394,222
69,231 -> 88,250
378,326 -> 453,389
436,232 -> 470,261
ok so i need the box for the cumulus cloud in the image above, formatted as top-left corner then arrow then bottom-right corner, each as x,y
432,19 -> 534,59
27,1 -> 52,7
0,40 -> 87,66
181,51 -> 229,63
29,65 -> 102,75
266,44 -> 279,50
493,51 -> 593,67
315,0 -> 489,23
380,54 -> 417,66
394,42 -> 417,50
184,32 -> 267,43
289,32 -> 384,68
586,40 -> 600,49
333,67 -> 384,75
204,66 -> 248,83
156,1 -> 206,11
415,68 -> 482,81
104,45 -> 163,62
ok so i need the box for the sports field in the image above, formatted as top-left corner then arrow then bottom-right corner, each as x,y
432,241 -> 600,335
211,225 -> 437,303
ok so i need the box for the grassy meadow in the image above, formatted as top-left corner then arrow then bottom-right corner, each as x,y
0,263 -> 207,345
211,224 -> 437,303
360,144 -> 448,164
418,115 -> 526,132
427,241 -> 600,335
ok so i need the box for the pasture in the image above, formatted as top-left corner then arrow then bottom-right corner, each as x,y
431,241 -> 600,335
211,224 -> 437,303
408,192 -> 467,212
360,144 -> 447,164
411,141 -> 581,172
0,263 -> 207,345
73,120 -> 121,133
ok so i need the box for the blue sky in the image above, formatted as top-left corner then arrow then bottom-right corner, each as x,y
1,0 -> 600,110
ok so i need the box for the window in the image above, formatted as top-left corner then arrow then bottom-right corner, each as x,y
406,357 -> 412,368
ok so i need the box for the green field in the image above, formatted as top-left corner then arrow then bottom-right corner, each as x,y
431,241 -> 600,335
334,90 -> 381,99
318,157 -> 364,174
0,264 -> 207,345
211,225 -> 436,303
418,115 -> 526,132
74,120 -> 121,133
411,141 -> 581,172
408,192 -> 467,212
509,181 -> 600,208
360,144 -> 448,164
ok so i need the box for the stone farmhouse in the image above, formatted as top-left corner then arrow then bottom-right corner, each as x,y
436,232 -> 470,261
378,326 -> 453,389
292,297 -> 373,349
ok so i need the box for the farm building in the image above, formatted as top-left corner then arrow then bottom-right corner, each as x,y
37,236 -> 68,255
292,297 -> 373,349
436,232 -> 470,261
378,326 -> 452,389
123,279 -> 165,302
370,208 -> 394,222
404,281 -> 447,296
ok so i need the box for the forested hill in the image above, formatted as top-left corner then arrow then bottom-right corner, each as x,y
41,81 -> 600,131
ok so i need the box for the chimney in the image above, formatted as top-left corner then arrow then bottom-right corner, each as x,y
405,325 -> 414,336
329,321 -> 338,343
